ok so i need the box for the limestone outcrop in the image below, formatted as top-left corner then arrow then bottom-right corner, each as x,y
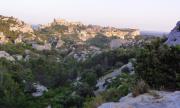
165,21 -> 180,46
0,32 -> 9,44
32,83 -> 48,97
98,91 -> 180,108
32,43 -> 51,51
41,18 -> 140,41
9,18 -> 34,33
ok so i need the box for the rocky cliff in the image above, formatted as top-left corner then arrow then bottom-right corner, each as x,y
0,15 -> 36,44
165,21 -> 180,46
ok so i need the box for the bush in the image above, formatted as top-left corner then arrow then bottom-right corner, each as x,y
81,71 -> 97,87
50,88 -> 83,108
83,96 -> 105,108
103,73 -> 135,101
132,80 -> 149,97
135,40 -> 180,90
102,88 -> 122,102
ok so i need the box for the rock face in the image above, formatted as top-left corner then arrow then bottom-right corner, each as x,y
0,32 -> 9,44
110,39 -> 129,49
0,15 -> 38,44
9,18 -> 34,33
98,91 -> 180,108
105,29 -> 140,39
165,21 -> 180,46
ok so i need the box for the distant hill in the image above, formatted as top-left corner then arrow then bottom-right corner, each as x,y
141,31 -> 169,37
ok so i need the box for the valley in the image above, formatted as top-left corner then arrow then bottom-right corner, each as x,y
0,15 -> 179,108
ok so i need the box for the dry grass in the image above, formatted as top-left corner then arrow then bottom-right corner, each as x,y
132,80 -> 150,97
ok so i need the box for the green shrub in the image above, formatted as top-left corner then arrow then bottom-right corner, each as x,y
83,96 -> 105,108
103,73 -> 135,101
135,40 -> 180,90
102,88 -> 122,102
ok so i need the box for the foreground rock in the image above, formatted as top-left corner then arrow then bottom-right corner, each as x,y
32,83 -> 48,97
98,91 -> 180,108
165,21 -> 180,46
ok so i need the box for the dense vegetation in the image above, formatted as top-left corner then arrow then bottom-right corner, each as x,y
0,43 -> 137,108
0,43 -> 33,55
86,34 -> 111,48
135,39 -> 180,90
0,36 -> 179,108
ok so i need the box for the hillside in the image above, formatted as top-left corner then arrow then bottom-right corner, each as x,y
0,16 -> 141,50
0,15 -> 36,44
0,15 -> 179,108
39,18 -> 140,41
0,15 -> 143,61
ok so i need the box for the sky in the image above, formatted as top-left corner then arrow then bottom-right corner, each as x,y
0,0 -> 180,32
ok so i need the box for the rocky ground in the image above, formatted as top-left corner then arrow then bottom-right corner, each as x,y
98,91 -> 180,108
165,21 -> 180,46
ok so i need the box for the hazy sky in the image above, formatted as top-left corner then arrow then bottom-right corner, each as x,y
0,0 -> 180,32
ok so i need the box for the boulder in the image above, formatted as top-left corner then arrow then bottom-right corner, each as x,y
32,43 -> 51,51
32,83 -> 48,97
13,54 -> 23,61
98,91 -> 180,108
0,51 -> 15,61
56,39 -> 64,48
165,21 -> 180,46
